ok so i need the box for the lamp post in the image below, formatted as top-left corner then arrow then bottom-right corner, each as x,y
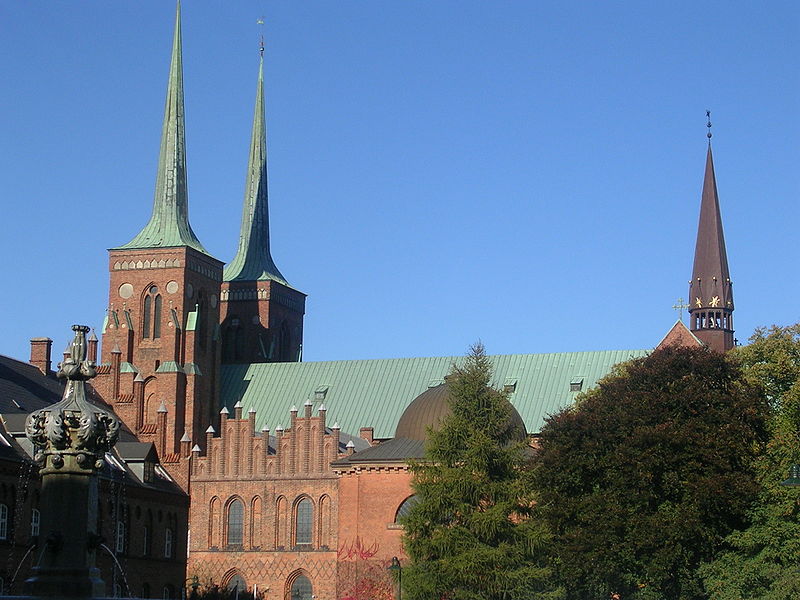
388,556 -> 402,600
780,464 -> 800,487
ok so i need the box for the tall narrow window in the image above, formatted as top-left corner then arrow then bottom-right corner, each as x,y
0,504 -> 8,540
227,499 -> 244,546
143,286 -> 161,339
116,521 -> 125,554
294,498 -> 312,546
164,527 -> 173,558
278,321 -> 291,361
142,524 -> 150,556
143,295 -> 152,339
30,508 -> 40,537
153,294 -> 162,338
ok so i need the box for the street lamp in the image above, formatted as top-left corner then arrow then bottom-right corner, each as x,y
780,464 -> 800,487
387,556 -> 402,600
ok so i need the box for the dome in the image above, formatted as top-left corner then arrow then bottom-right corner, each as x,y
394,384 -> 527,441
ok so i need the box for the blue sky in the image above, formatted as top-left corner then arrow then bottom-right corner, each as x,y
1,1 -> 798,363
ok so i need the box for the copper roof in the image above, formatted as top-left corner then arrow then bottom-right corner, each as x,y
394,384 -> 526,441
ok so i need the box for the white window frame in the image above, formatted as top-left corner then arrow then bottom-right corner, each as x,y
164,527 -> 173,558
31,508 -> 40,537
0,504 -> 8,540
116,520 -> 125,554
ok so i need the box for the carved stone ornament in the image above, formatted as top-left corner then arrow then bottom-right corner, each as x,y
26,325 -> 120,471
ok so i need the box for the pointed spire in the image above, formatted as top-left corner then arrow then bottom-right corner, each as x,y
116,1 -> 208,254
223,53 -> 288,284
688,134 -> 735,352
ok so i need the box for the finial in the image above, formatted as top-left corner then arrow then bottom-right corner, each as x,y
257,16 -> 265,57
706,110 -> 712,142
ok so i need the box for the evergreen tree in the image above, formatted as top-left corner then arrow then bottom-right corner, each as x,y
535,346 -> 767,600
700,325 -> 800,599
401,344 -> 560,600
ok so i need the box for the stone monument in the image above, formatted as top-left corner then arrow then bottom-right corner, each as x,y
23,325 -> 120,597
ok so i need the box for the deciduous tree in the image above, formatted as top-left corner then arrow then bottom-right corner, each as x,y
535,346 -> 767,600
700,325 -> 800,599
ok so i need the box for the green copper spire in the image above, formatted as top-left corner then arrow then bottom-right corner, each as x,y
116,1 -> 208,254
223,55 -> 288,284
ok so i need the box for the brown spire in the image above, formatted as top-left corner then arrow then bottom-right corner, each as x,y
688,141 -> 735,352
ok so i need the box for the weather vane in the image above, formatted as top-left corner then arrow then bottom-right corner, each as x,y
706,110 -> 712,141
257,16 -> 265,56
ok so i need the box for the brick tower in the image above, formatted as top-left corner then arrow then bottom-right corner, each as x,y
96,2 -> 222,487
688,128 -> 735,353
219,51 -> 306,364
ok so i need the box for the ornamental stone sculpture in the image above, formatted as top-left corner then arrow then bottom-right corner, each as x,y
24,324 -> 121,597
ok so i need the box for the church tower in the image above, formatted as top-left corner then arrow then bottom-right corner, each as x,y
98,2 -> 223,482
219,49 -> 306,364
688,125 -> 734,353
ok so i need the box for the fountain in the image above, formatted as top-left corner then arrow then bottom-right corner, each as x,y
20,325 -> 121,598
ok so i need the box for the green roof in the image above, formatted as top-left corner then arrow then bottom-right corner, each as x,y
114,2 -> 209,255
220,349 -> 648,439
223,56 -> 288,285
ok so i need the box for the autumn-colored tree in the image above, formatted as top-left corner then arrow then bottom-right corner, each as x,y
401,344 -> 560,600
535,345 -> 767,600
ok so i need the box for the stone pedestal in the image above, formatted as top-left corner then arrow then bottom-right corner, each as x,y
23,325 -> 120,598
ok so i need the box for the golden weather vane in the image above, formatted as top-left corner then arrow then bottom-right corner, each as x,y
257,16 -> 266,56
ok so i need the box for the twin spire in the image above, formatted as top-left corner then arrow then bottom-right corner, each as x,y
119,2 -> 287,286
223,56 -> 288,284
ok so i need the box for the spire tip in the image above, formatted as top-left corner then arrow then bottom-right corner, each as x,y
706,110 -> 712,142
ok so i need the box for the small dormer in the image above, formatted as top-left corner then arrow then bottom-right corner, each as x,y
115,442 -> 159,484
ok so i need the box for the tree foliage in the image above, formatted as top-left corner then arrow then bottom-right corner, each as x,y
401,344 -> 560,600
700,325 -> 800,599
534,346 -> 767,600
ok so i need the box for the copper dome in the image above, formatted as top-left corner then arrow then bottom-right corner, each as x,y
394,384 -> 527,441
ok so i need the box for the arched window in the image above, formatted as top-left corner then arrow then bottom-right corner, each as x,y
162,584 -> 174,600
275,496 -> 287,549
0,503 -> 8,540
278,321 -> 292,361
289,575 -> 313,600
153,294 -> 162,338
395,495 -> 419,523
318,495 -> 331,549
227,499 -> 244,546
142,286 -> 161,339
30,508 -> 40,537
209,497 -> 220,548
116,520 -> 126,554
142,524 -> 150,556
250,496 -> 262,548
223,318 -> 242,362
227,574 -> 247,593
197,291 -> 207,349
164,527 -> 173,558
294,498 -> 312,547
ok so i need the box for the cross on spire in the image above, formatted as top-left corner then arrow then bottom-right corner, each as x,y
672,297 -> 689,322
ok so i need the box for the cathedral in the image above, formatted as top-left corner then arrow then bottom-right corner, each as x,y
0,3 -> 737,600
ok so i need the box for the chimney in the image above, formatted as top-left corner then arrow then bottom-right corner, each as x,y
29,338 -> 53,375
359,427 -> 374,445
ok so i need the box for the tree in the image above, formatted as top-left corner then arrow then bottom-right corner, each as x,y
534,345 -> 767,600
401,344 -> 561,600
700,325 -> 800,599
